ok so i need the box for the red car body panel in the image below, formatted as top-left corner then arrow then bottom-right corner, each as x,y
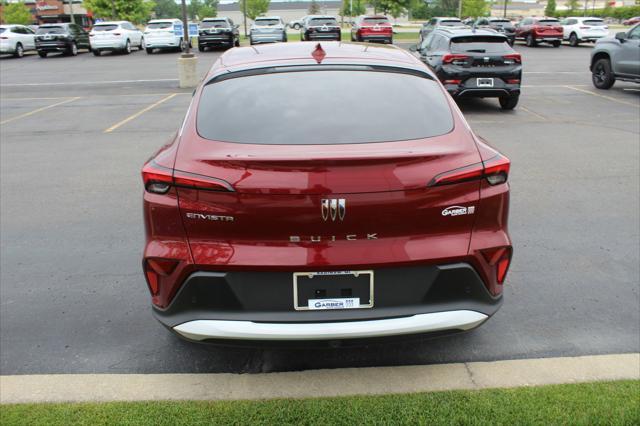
516,18 -> 563,40
142,42 -> 512,335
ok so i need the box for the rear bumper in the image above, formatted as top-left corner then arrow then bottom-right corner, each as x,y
360,34 -> 392,42
250,33 -> 285,43
90,40 -> 127,50
199,35 -> 234,46
153,262 -> 502,341
306,32 -> 341,40
36,42 -> 69,52
174,310 -> 488,341
145,37 -> 180,49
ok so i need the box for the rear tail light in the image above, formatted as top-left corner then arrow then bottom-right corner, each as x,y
144,258 -> 179,296
142,161 -> 234,194
503,53 -> 521,64
443,79 -> 462,85
506,79 -> 520,84
481,247 -> 512,284
0,36 -> 8,40
428,154 -> 510,187
442,54 -> 469,65
89,34 -> 94,37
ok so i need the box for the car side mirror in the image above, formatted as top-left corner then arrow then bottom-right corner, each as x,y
615,32 -> 627,42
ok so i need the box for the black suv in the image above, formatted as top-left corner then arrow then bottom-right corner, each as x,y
412,28 -> 522,110
35,23 -> 90,58
474,17 -> 516,46
301,16 -> 341,41
198,17 -> 240,51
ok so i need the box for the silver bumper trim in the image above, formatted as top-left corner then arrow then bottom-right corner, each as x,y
173,310 -> 488,341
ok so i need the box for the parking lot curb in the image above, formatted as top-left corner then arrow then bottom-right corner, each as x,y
1,353 -> 638,404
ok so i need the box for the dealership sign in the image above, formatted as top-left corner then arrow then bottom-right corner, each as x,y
36,1 -> 59,11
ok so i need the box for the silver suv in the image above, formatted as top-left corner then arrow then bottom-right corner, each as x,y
590,24 -> 640,89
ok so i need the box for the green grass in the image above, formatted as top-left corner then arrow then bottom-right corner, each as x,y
1,380 -> 638,425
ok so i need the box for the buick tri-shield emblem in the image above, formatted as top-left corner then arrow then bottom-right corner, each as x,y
321,199 -> 346,222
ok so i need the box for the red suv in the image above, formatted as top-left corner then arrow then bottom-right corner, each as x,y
516,17 -> 563,47
141,42 -> 512,343
351,15 -> 393,43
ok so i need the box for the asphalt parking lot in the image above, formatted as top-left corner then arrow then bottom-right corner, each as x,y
1,41 -> 638,374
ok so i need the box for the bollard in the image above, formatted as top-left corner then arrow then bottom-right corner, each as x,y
178,53 -> 198,88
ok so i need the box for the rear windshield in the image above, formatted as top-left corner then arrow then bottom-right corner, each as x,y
440,20 -> 463,26
538,19 -> 559,25
254,19 -> 280,26
309,18 -> 338,26
363,18 -> 389,25
583,20 -> 605,26
93,24 -> 118,31
37,26 -> 66,34
489,19 -> 511,24
201,20 -> 228,28
197,70 -> 453,145
146,22 -> 174,29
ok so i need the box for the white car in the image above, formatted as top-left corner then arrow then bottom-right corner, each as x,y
0,24 -> 36,58
143,19 -> 183,53
90,21 -> 144,56
249,16 -> 287,45
561,17 -> 609,47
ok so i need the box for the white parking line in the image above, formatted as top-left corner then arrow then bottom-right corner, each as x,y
0,354 -> 637,404
104,93 -> 178,133
564,85 -> 640,108
0,97 -> 81,125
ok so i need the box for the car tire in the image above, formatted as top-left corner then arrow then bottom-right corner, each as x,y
569,33 -> 579,47
68,42 -> 78,56
293,24 -> 300,30
139,38 -> 145,50
283,34 -> 287,42
14,43 -> 24,58
38,51 -> 47,58
92,49 -> 101,56
592,58 -> 615,90
552,40 -> 561,48
198,44 -> 205,52
146,47 -> 153,54
499,94 -> 519,110
526,34 -> 536,47
234,38 -> 240,47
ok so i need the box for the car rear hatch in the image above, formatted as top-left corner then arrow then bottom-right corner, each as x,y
173,67 -> 483,268
360,18 -> 392,36
444,36 -> 521,85
144,22 -> 175,40
535,20 -> 563,36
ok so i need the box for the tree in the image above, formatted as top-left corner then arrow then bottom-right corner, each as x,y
341,0 -> 366,17
462,0 -> 488,17
154,0 -> 180,19
565,0 -> 579,13
188,0 -> 219,20
2,1 -> 32,25
308,0 -> 321,14
372,0 -> 411,16
239,0 -> 270,20
83,0 -> 156,24
545,0 -> 557,16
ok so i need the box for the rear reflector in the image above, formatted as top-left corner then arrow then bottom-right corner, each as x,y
443,79 -> 462,85
506,79 -> 520,84
481,246 -> 512,285
142,161 -> 234,194
428,154 -> 510,187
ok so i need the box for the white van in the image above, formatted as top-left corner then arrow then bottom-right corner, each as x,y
143,19 -> 183,53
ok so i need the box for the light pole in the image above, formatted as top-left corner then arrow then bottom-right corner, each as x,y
177,0 -> 197,88
243,0 -> 248,37
458,0 -> 463,19
503,0 -> 508,18
180,0 -> 191,55
69,0 -> 76,24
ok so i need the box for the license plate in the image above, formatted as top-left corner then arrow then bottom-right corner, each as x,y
477,78 -> 494,88
293,270 -> 374,310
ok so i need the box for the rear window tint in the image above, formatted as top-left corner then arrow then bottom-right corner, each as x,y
309,18 -> 338,26
363,18 -> 389,25
490,20 -> 511,24
583,20 -> 605,26
37,26 -> 66,34
197,70 -> 453,145
147,22 -> 173,29
254,19 -> 280,26
93,24 -> 118,31
201,20 -> 228,28
440,20 -> 463,26
538,19 -> 559,25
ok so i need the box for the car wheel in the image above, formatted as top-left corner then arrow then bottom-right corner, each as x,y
146,47 -> 153,54
38,51 -> 47,58
293,24 -> 300,30
552,40 -> 561,48
526,34 -> 536,47
14,43 -> 24,58
569,33 -> 579,47
592,58 -> 615,90
92,49 -> 101,56
198,44 -> 205,52
68,42 -> 78,56
234,37 -> 240,47
499,94 -> 519,110
139,38 -> 145,50
283,34 -> 288,42
123,39 -> 131,54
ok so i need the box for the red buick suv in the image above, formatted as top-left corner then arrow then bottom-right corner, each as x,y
142,42 -> 512,343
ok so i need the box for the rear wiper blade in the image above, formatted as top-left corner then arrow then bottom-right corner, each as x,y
466,49 -> 486,53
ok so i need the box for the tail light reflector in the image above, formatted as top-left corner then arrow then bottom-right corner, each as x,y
144,258 -> 180,296
142,161 -> 234,194
503,53 -> 521,64
428,154 -> 510,187
443,79 -> 462,85
442,54 -> 469,65
481,247 -> 512,285
506,79 -> 520,84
